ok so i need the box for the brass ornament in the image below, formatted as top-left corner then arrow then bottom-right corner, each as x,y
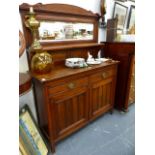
25,7 -> 53,74
25,7 -> 42,51
31,52 -> 53,74
100,0 -> 107,28
100,0 -> 106,16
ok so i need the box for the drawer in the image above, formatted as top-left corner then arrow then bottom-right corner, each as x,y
90,68 -> 116,83
48,77 -> 88,95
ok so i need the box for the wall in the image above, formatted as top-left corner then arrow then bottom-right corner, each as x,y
19,0 -> 134,121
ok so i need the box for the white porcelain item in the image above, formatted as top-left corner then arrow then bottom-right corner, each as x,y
86,60 -> 101,65
65,58 -> 85,68
95,58 -> 109,62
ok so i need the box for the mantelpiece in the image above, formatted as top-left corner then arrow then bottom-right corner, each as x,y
19,3 -> 119,153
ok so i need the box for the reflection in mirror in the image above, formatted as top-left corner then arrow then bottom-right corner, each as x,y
39,21 -> 94,42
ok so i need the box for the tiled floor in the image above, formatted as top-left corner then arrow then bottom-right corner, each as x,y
50,104 -> 135,155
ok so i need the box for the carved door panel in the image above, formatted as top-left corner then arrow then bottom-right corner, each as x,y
50,87 -> 89,140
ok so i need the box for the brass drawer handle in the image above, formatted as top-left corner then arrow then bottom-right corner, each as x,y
68,83 -> 75,89
102,72 -> 109,79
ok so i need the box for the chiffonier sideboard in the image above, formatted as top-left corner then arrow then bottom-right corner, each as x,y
32,60 -> 118,153
19,3 -> 119,153
102,42 -> 135,111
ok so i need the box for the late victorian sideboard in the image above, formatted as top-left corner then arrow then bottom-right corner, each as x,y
19,3 -> 119,153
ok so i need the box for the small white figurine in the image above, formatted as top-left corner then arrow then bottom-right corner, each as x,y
87,52 -> 94,62
97,50 -> 101,59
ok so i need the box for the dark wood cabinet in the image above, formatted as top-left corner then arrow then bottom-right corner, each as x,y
103,42 -> 135,111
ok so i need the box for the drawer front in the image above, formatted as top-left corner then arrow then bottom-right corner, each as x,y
48,77 -> 88,95
90,68 -> 116,83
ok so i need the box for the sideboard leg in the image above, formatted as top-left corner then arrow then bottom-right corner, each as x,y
51,142 -> 56,154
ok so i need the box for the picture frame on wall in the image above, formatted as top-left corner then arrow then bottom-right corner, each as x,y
113,2 -> 128,29
19,105 -> 49,155
127,5 -> 135,30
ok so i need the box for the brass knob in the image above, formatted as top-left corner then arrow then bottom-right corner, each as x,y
68,83 -> 75,89
102,72 -> 108,79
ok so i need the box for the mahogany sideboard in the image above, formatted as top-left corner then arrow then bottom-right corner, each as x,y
32,57 -> 118,152
19,3 -> 119,152
102,42 -> 135,111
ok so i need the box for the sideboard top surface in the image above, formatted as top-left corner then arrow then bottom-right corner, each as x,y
32,61 -> 119,83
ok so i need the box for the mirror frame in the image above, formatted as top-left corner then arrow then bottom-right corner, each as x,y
19,3 -> 99,50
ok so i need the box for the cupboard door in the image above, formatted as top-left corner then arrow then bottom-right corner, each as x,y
90,77 -> 115,119
50,87 -> 89,140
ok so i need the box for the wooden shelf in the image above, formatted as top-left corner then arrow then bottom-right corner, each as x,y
42,43 -> 105,51
32,60 -> 118,83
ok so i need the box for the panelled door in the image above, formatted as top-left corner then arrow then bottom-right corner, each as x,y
89,68 -> 117,119
91,78 -> 114,119
49,85 -> 89,140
